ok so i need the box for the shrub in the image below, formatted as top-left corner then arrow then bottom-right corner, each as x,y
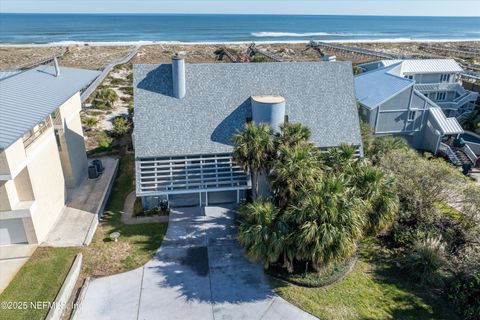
251,55 -> 269,63
144,207 -> 169,216
85,110 -> 104,117
98,136 -> 113,149
405,236 -> 447,286
110,77 -> 125,85
121,86 -> 133,95
91,88 -> 118,109
133,197 -> 144,217
112,117 -> 131,136
449,270 -> 480,319
81,115 -> 98,129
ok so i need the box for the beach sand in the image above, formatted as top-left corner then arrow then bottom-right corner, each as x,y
2,41 -> 478,151
1,41 -> 479,70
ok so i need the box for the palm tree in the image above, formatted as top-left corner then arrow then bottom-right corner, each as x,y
320,144 -> 357,172
350,163 -> 399,234
269,143 -> 322,208
288,176 -> 364,272
371,136 -> 409,163
277,122 -> 312,148
232,122 -> 274,199
360,120 -> 374,157
237,199 -> 291,270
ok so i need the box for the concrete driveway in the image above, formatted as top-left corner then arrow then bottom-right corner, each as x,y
75,206 -> 317,320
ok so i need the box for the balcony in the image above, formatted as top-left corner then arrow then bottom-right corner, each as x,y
22,116 -> 52,149
50,108 -> 63,128
415,82 -> 462,92
0,200 -> 37,220
437,91 -> 479,111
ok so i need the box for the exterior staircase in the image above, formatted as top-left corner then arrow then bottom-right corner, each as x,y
439,140 -> 478,173
454,148 -> 473,166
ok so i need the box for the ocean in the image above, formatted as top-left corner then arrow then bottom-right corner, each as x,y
1,14 -> 479,45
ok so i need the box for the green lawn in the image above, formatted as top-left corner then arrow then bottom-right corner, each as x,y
0,154 -> 167,320
0,247 -> 79,320
272,240 -> 459,320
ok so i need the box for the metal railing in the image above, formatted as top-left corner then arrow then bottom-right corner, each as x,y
463,144 -> 478,167
436,92 -> 479,110
415,82 -> 462,92
22,117 -> 52,149
438,142 -> 461,165
309,41 -> 399,59
80,46 -> 139,103
51,108 -> 63,127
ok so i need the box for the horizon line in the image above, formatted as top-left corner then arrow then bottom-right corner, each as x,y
1,12 -> 480,18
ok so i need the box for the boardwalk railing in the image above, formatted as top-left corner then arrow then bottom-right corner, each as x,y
309,41 -> 399,60
80,46 -> 139,102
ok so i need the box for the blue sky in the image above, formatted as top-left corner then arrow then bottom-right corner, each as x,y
1,0 -> 479,16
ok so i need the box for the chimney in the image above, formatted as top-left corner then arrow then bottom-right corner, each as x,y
172,53 -> 186,99
251,96 -> 286,133
53,56 -> 61,77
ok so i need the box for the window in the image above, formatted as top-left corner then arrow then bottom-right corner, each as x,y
54,129 -> 62,151
436,92 -> 447,101
404,75 -> 414,80
408,110 -> 416,121
440,74 -> 450,82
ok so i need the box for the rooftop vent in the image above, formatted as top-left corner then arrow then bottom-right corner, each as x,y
323,55 -> 337,62
172,53 -> 186,99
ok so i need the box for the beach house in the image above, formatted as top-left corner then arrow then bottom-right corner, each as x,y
359,59 -> 478,118
355,62 -> 478,168
0,61 -> 100,246
133,55 -> 363,208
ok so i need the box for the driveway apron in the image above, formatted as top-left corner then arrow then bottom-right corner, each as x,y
75,206 -> 317,320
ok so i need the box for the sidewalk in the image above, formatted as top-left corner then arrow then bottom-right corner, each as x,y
44,157 -> 119,247
120,191 -> 169,225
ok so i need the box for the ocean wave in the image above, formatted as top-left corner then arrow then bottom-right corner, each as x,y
251,32 -> 331,37
251,32 -> 391,38
1,38 -> 479,48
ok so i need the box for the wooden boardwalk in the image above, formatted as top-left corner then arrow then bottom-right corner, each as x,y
80,46 -> 139,102
309,41 -> 400,60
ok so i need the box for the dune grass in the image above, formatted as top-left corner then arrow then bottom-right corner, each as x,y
272,240 -> 459,320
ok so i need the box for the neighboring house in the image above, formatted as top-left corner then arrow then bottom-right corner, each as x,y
355,63 -> 478,168
0,61 -> 100,246
359,59 -> 479,118
133,55 -> 363,208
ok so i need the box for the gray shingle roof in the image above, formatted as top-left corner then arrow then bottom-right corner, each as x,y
0,65 -> 100,150
134,62 -> 362,158
355,64 -> 414,109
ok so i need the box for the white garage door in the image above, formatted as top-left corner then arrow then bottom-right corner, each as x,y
0,219 -> 28,245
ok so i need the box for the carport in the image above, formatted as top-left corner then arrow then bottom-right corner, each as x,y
137,153 -> 249,208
